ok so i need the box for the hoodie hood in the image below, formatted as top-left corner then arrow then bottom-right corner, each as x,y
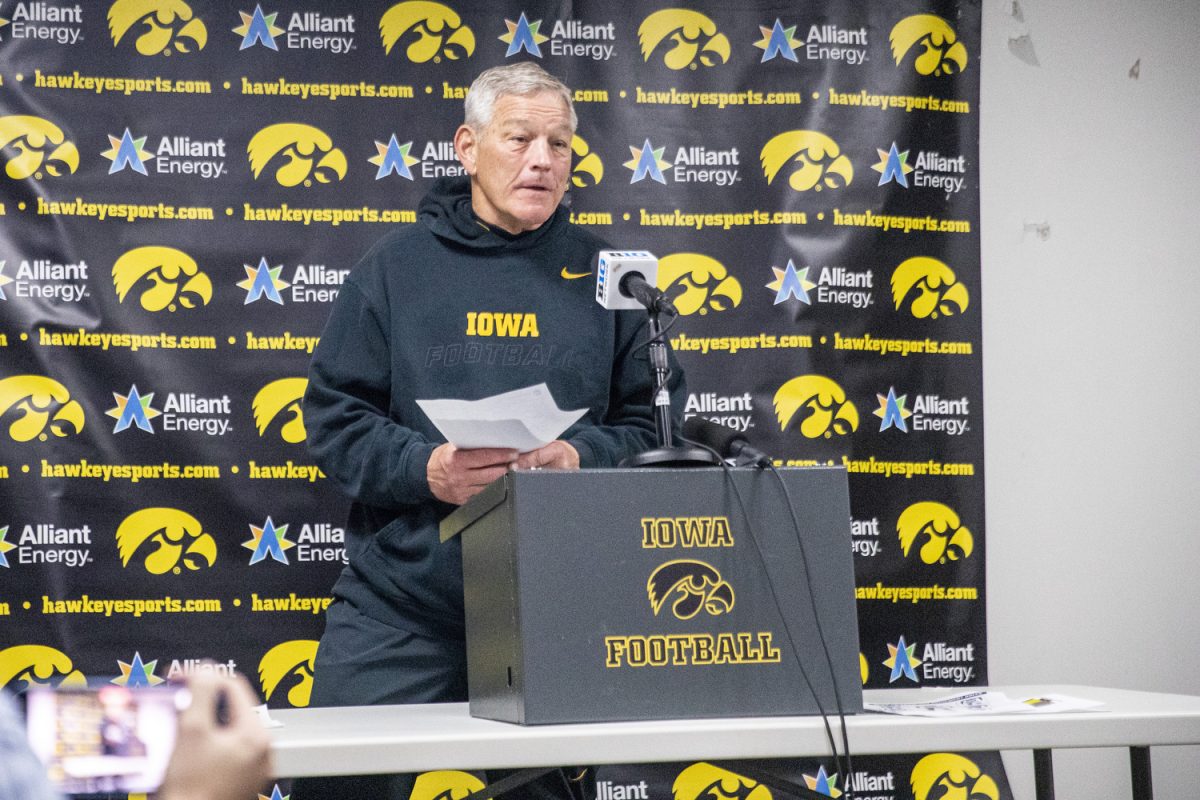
418,175 -> 568,252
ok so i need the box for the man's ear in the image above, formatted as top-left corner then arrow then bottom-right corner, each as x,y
454,125 -> 477,175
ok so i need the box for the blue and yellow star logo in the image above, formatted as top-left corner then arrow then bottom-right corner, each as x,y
0,526 -> 15,569
107,384 -> 162,434
499,12 -> 547,58
244,517 -> 295,565
113,652 -> 165,687
234,5 -> 283,50
884,636 -> 922,683
624,140 -> 670,184
803,766 -> 843,798
238,257 -> 290,305
755,19 -> 800,63
0,262 -> 12,301
874,387 -> 912,432
259,786 -> 290,800
766,260 -> 815,305
369,135 -> 420,180
102,129 -> 151,176
873,142 -> 914,188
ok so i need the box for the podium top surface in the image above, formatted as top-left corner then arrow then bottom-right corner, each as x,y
269,685 -> 1200,778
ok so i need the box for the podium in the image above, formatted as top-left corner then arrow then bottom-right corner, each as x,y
440,467 -> 862,725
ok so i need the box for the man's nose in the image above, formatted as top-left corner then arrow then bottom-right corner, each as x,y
527,137 -> 553,169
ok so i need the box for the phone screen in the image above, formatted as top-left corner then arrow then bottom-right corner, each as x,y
24,684 -> 181,795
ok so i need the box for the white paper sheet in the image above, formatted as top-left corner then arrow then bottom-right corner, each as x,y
416,383 -> 587,452
865,690 -> 1106,717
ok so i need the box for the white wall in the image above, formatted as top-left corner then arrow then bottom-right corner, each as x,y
981,0 -> 1200,797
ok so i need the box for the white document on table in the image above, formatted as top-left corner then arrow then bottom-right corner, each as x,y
416,383 -> 587,453
865,690 -> 1106,717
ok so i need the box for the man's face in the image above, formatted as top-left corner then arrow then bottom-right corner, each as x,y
455,91 -> 573,234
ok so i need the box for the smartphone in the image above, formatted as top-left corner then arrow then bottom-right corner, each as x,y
24,684 -> 184,795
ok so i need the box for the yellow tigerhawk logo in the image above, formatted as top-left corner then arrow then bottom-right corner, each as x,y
891,256 -> 969,319
108,0 -> 208,56
379,1 -> 475,62
911,753 -> 999,800
247,123 -> 347,187
673,762 -> 771,800
638,9 -> 730,71
774,375 -> 859,439
657,253 -> 742,316
116,507 -> 218,575
253,378 -> 307,443
760,130 -> 853,192
0,645 -> 87,691
897,502 -> 974,565
860,652 -> 869,684
571,135 -> 603,188
258,640 -> 318,708
410,770 -> 488,800
647,560 -> 734,620
0,375 -> 85,442
0,115 -> 80,180
890,15 -> 969,77
112,245 -> 213,312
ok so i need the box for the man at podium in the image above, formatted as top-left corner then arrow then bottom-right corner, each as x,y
297,61 -> 684,799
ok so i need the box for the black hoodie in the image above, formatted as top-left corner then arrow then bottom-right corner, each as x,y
304,176 -> 683,638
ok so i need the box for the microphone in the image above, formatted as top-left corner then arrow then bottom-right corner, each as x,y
619,271 -> 675,314
682,416 -> 773,468
595,250 -> 673,312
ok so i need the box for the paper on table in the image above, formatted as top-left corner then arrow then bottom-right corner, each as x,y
416,383 -> 587,452
865,690 -> 1106,717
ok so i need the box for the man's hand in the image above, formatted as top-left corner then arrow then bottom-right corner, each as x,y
160,671 -> 272,800
514,440 -> 580,471
428,443 -> 519,505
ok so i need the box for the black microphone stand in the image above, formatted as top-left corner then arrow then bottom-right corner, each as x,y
621,301 -> 722,469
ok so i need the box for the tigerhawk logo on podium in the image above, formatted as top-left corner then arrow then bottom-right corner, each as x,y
673,763 -> 769,800
889,14 -> 968,76
0,645 -> 87,691
253,378 -> 307,443
571,135 -> 603,187
638,9 -> 729,70
897,501 -> 974,565
647,560 -> 734,620
380,1 -> 475,62
891,256 -> 970,319
113,246 -> 212,313
656,253 -> 742,316
773,375 -> 859,439
910,754 -> 999,800
760,130 -> 852,192
108,0 -> 208,56
0,375 -> 85,442
0,115 -> 79,180
409,771 -> 486,800
258,640 -> 318,707
116,507 -> 217,575
247,123 -> 347,187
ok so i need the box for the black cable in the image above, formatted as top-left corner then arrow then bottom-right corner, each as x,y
629,305 -> 681,364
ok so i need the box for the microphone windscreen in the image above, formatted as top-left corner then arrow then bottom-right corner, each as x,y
681,416 -> 745,457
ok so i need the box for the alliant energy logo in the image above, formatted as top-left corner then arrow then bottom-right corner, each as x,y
873,142 -> 967,195
757,20 -> 867,66
771,262 -> 873,310
803,765 -> 842,798
245,519 -> 345,565
0,645 -> 87,690
6,522 -> 92,567
0,115 -> 79,179
108,0 -> 207,55
0,375 -> 85,442
247,123 -> 347,187
850,517 -> 881,557
253,378 -> 307,443
411,772 -> 486,800
886,636 -> 976,684
774,375 -> 858,439
647,560 -> 734,620
760,131 -> 852,192
673,763 -> 764,800
234,5 -> 355,54
638,9 -> 729,71
243,517 -> 293,564
106,384 -> 160,433
910,754 -> 999,800
239,258 -> 347,304
116,507 -> 217,575
498,11 -> 545,57
891,256 -> 969,320
657,253 -> 742,316
889,15 -> 968,76
112,652 -> 164,686
103,128 -> 227,179
897,501 -> 974,565
412,140 -> 464,179
501,12 -> 616,60
166,658 -> 238,680
258,639 -> 317,707
0,3 -> 83,45
684,391 -> 752,432
238,256 -> 289,304
624,139 -> 738,186
159,391 -> 232,436
571,135 -> 603,187
844,768 -> 897,799
1,257 -> 89,302
113,246 -> 212,313
875,386 -> 969,436
380,1 -> 475,62
369,134 -> 419,180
